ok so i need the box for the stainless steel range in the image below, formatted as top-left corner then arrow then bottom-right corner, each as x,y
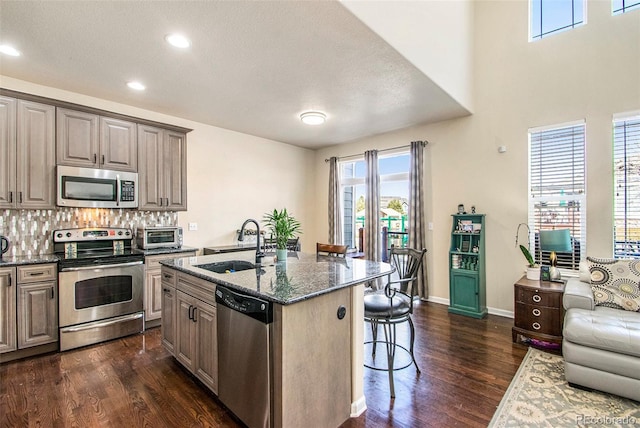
54,227 -> 145,351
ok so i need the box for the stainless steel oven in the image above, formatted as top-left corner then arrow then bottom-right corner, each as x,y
54,228 -> 145,351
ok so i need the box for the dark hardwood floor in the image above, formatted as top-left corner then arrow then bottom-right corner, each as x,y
0,302 -> 527,428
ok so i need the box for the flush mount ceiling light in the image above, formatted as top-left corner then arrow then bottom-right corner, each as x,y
0,44 -> 21,57
127,81 -> 146,91
300,111 -> 326,125
165,33 -> 191,49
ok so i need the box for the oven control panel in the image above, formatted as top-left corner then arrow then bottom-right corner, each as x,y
53,228 -> 132,242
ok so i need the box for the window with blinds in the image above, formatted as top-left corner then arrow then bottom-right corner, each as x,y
528,122 -> 586,270
612,0 -> 640,15
613,114 -> 640,258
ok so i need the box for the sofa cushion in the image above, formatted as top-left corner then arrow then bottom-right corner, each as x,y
586,257 -> 640,312
563,307 -> 640,358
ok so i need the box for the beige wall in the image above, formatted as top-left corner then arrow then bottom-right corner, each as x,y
312,0 -> 640,314
0,76 -> 316,252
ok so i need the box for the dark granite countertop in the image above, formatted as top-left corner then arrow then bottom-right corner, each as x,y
160,250 -> 393,305
135,246 -> 198,256
0,254 -> 59,267
202,244 -> 257,254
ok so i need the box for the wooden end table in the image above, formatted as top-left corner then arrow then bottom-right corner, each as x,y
512,275 -> 565,349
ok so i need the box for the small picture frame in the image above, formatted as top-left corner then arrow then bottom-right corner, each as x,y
540,265 -> 550,281
461,240 -> 470,252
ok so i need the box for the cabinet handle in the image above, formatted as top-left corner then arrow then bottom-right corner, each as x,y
8,191 -> 12,203
532,308 -> 541,317
159,198 -> 163,207
50,287 -> 55,299
93,154 -> 97,164
188,305 -> 193,320
101,154 -> 105,165
7,274 -> 11,287
192,307 -> 197,322
532,294 -> 541,303
19,192 -> 22,203
163,288 -> 171,294
532,322 -> 541,330
163,274 -> 172,279
29,271 -> 44,276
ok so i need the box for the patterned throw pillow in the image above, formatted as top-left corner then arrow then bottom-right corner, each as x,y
586,257 -> 640,312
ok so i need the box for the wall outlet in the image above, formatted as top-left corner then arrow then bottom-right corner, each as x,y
428,222 -> 434,230
188,222 -> 198,231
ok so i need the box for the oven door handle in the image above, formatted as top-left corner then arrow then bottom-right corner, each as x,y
60,260 -> 143,272
60,312 -> 144,332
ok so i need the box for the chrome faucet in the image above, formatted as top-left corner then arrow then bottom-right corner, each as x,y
238,219 -> 264,266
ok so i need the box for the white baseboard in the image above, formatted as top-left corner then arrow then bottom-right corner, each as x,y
350,395 -> 367,418
424,297 -> 514,319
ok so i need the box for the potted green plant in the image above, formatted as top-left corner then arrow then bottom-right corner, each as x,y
520,245 -> 540,280
263,208 -> 302,261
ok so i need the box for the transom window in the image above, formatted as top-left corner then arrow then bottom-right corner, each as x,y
340,153 -> 410,254
528,121 -> 586,270
613,113 -> 640,258
530,0 -> 585,40
613,0 -> 640,14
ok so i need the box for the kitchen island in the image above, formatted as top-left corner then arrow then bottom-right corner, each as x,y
160,250 -> 393,428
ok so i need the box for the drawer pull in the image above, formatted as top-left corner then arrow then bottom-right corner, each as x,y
29,271 -> 45,276
532,322 -> 541,330
163,274 -> 173,279
532,294 -> 541,303
532,308 -> 541,317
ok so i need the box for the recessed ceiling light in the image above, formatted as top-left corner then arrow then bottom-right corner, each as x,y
127,81 -> 146,91
165,33 -> 191,49
300,111 -> 327,125
0,44 -> 21,57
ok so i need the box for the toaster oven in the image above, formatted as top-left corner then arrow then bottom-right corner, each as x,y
136,226 -> 183,249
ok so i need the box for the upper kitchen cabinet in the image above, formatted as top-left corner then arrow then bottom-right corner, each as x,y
138,125 -> 187,211
0,96 -> 56,209
56,108 -> 137,172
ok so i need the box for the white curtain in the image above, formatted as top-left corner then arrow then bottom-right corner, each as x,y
328,157 -> 343,245
409,141 -> 429,299
365,150 -> 380,262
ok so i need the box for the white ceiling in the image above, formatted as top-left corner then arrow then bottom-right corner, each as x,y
0,1 -> 469,149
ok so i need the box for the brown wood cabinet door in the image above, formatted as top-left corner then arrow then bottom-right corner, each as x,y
0,267 -> 17,354
163,130 -> 187,211
175,290 -> 197,373
146,269 -> 163,321
56,107 -> 99,168
195,301 -> 217,393
161,284 -> 177,355
17,280 -> 58,348
100,117 -> 137,172
0,96 -> 17,209
137,124 -> 164,210
16,100 -> 55,209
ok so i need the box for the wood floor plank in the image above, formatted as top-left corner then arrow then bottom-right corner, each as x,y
0,302 -> 526,427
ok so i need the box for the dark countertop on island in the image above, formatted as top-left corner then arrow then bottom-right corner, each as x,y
160,250 -> 393,305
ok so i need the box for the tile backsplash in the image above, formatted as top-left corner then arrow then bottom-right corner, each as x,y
0,208 -> 178,257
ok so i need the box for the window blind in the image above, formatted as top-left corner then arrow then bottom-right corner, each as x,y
613,115 -> 640,258
529,123 -> 586,270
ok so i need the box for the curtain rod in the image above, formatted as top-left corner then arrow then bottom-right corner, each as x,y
324,140 -> 428,162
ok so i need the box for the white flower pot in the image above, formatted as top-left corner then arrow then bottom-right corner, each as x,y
526,266 -> 541,280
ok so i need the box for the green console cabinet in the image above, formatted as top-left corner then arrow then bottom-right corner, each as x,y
448,214 -> 487,318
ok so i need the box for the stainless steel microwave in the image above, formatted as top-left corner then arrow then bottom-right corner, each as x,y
136,226 -> 183,249
57,166 -> 138,209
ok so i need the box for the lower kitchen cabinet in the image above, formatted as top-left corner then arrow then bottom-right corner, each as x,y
0,263 -> 58,358
160,269 -> 177,354
144,252 -> 195,324
163,267 -> 217,394
0,267 -> 17,353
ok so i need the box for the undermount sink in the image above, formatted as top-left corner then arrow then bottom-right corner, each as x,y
196,260 -> 255,274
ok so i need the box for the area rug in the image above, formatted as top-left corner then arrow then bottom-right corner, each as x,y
489,348 -> 640,427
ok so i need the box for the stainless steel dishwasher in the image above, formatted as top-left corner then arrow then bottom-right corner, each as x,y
216,285 -> 273,428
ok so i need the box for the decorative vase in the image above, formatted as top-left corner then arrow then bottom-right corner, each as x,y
526,266 -> 541,280
276,248 -> 287,262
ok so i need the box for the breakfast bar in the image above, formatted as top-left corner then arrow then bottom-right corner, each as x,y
160,250 -> 393,428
